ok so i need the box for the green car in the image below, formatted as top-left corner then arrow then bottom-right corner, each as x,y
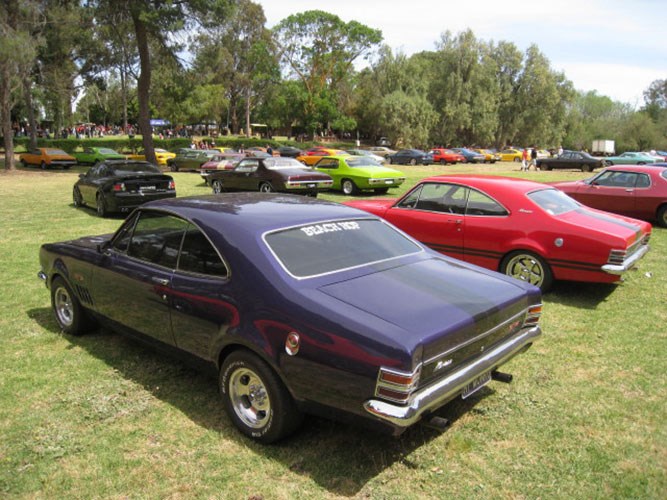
74,147 -> 126,165
604,152 -> 656,165
314,155 -> 406,195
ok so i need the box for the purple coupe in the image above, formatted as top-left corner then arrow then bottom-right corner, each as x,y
38,193 -> 542,443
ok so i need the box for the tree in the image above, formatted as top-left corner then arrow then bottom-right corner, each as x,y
87,0 -> 229,163
273,10 -> 382,136
0,0 -> 42,170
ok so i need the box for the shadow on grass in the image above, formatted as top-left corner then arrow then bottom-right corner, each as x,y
28,306 -> 494,496
545,280 -> 618,309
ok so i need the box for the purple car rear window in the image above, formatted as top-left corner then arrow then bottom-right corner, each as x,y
264,219 -> 422,278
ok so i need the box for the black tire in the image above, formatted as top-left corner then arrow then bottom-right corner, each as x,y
212,179 -> 224,194
96,193 -> 108,217
342,179 -> 359,195
500,251 -> 553,292
374,187 -> 390,195
439,159 -> 446,165
410,158 -> 416,166
606,161 -> 614,166
20,159 -> 27,168
220,350 -> 303,444
387,157 -> 393,164
40,161 -> 48,170
169,163 -> 179,172
637,162 -> 645,166
513,158 -> 521,163
656,205 -> 667,228
582,164 -> 592,172
50,277 -> 96,335
73,186 -> 84,207
259,182 -> 274,193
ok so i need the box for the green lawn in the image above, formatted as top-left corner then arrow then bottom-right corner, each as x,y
1,163 -> 665,498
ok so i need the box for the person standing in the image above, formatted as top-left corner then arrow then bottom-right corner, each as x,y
529,147 -> 538,170
521,148 -> 529,171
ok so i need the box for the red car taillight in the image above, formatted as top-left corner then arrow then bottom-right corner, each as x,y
113,182 -> 126,192
169,180 -> 175,190
375,366 -> 421,404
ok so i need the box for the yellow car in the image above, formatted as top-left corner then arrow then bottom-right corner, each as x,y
472,149 -> 501,163
125,148 -> 176,166
296,148 -> 349,166
499,148 -> 524,163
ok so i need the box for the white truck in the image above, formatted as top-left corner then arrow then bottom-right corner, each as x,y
592,139 -> 615,156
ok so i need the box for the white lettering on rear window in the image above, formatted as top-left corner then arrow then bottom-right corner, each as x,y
300,221 -> 360,237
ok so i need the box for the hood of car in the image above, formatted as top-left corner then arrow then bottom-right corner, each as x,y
344,199 -> 396,216
317,257 -> 534,348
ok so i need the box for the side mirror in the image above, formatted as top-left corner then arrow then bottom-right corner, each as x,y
79,173 -> 85,179
97,240 -> 110,253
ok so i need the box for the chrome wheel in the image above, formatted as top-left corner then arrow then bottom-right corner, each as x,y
229,367 -> 271,429
212,180 -> 223,194
259,182 -> 274,193
342,179 -> 358,195
502,251 -> 552,291
73,187 -> 83,207
54,285 -> 74,328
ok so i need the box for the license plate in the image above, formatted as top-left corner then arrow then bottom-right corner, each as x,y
308,183 -> 316,188
385,180 -> 393,184
461,371 -> 491,399
140,185 -> 156,191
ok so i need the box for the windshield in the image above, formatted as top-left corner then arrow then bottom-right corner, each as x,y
345,157 -> 381,168
264,158 -> 307,170
98,148 -> 120,155
528,188 -> 579,215
46,149 -> 69,155
264,219 -> 422,278
112,163 -> 162,174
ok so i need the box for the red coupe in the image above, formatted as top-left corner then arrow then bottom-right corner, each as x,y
550,165 -> 667,228
345,175 -> 651,291
429,148 -> 466,165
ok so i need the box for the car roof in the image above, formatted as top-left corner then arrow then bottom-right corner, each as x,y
142,193 -> 371,237
604,164 -> 667,173
421,174 -> 548,194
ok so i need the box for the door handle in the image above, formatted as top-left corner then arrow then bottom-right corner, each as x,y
151,276 -> 169,286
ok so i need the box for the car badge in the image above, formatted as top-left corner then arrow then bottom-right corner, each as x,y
434,358 -> 453,372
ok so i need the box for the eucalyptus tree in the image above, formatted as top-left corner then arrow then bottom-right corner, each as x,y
193,0 -> 277,135
86,0 -> 229,163
487,40 -> 524,148
0,0 -> 42,170
273,10 -> 382,136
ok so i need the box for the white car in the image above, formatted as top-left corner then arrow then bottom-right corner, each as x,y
346,149 -> 386,164
367,146 -> 397,158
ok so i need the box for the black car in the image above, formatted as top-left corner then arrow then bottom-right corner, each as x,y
537,151 -> 604,172
209,156 -> 333,196
167,149 -> 219,172
73,160 -> 176,217
451,148 -> 486,163
276,146 -> 304,158
387,149 -> 433,165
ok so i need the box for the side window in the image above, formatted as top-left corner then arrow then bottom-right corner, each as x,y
410,183 -> 468,214
317,159 -> 338,169
594,171 -> 635,187
126,212 -> 188,268
178,226 -> 228,278
465,189 -> 508,216
397,184 -> 424,208
636,174 -> 650,188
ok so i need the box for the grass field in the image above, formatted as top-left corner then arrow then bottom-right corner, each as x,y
0,163 -> 665,498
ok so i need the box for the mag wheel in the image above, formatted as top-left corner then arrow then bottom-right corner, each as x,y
220,350 -> 302,443
51,277 -> 95,335
212,180 -> 224,194
342,179 -> 358,195
259,182 -> 274,193
73,187 -> 84,207
501,251 -> 553,291
96,194 -> 107,217
657,205 -> 667,228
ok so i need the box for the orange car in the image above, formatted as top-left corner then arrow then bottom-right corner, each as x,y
296,148 -> 349,166
19,147 -> 76,170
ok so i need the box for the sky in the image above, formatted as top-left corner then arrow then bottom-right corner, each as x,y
257,0 -> 666,107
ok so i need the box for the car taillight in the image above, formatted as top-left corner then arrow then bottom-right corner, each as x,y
523,304 -> 542,328
608,249 -> 627,265
169,180 -> 175,189
375,366 -> 421,404
113,183 -> 126,192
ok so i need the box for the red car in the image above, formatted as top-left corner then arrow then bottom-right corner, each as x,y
429,148 -> 466,165
200,153 -> 245,185
550,165 -> 667,228
345,175 -> 651,291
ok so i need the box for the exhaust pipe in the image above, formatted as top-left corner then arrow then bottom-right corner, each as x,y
491,370 -> 513,383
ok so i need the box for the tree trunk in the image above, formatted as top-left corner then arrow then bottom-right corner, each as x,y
245,86 -> 251,137
23,75 -> 38,150
2,66 -> 15,171
131,9 -> 155,164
